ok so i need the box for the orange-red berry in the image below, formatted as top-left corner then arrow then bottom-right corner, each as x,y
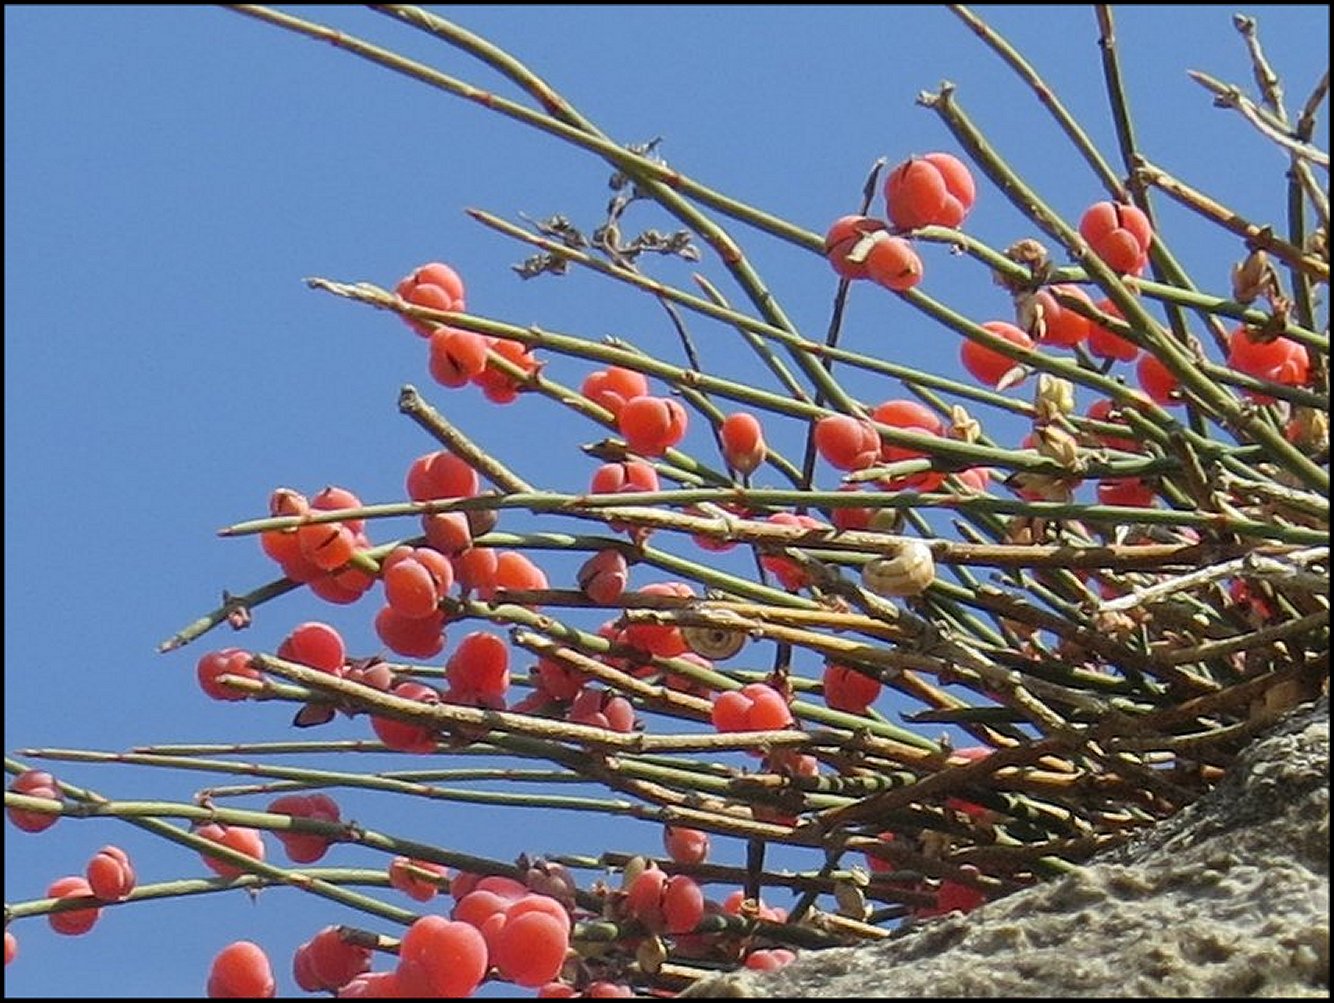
395,262 -> 466,338
863,233 -> 923,292
618,395 -> 688,456
960,321 -> 1033,388
718,412 -> 767,475
389,856 -> 451,902
1028,284 -> 1092,348
207,940 -> 276,998
1086,298 -> 1140,362
46,876 -> 100,936
268,792 -> 341,863
885,153 -> 976,230
1079,201 -> 1152,274
197,823 -> 266,880
582,366 -> 649,416
823,215 -> 889,279
428,326 -> 490,388
86,845 -> 136,901
395,916 -> 488,998
7,769 -> 62,833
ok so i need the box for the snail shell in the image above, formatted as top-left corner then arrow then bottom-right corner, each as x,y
682,625 -> 746,660
862,539 -> 935,597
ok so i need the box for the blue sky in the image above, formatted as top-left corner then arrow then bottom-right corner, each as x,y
5,5 -> 1328,998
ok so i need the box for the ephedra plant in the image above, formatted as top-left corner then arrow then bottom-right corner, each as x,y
6,6 -> 1329,997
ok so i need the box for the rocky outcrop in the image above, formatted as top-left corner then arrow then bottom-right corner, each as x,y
683,698 -> 1329,998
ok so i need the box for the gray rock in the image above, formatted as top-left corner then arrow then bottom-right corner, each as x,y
683,698 -> 1329,998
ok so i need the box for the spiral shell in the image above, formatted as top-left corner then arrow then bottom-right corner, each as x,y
681,625 -> 746,660
862,539 -> 935,597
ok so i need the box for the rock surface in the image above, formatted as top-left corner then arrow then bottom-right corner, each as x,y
682,698 -> 1329,998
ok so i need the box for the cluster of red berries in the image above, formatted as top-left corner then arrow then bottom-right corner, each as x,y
397,262 -> 540,403
824,152 -> 977,293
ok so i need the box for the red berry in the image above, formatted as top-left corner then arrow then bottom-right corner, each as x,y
195,648 -> 262,702
577,548 -> 630,605
663,825 -> 711,865
582,366 -> 649,416
589,459 -> 660,496
422,511 -> 474,555
311,486 -> 365,535
268,792 -> 341,864
300,926 -> 372,991
447,631 -> 511,699
618,395 -> 689,456
568,688 -> 637,732
814,414 -> 881,471
297,521 -> 358,572
472,338 -> 540,404
1079,201 -> 1152,274
711,682 -> 792,733
823,215 -> 889,279
822,663 -> 882,715
863,232 -> 924,291
719,412 -> 767,475
4,930 -> 15,966
758,512 -> 828,589
197,823 -> 266,880
490,550 -> 550,599
1096,477 -> 1156,508
86,845 -> 136,901
885,153 -> 976,230
622,581 -> 694,656
336,971 -> 404,997
428,326 -> 490,388
1086,298 -> 1140,362
382,545 -> 455,619
871,400 -> 946,492
1227,326 -> 1310,391
371,681 -> 440,754
406,450 -> 479,502
534,656 -> 587,701
961,321 -> 1033,388
46,876 -> 100,936
373,605 -> 446,659
1085,398 -> 1141,452
493,910 -> 571,988
396,262 -> 466,338
396,916 -> 488,998
746,948 -> 798,971
207,940 -> 276,998
389,856 -> 451,902
1136,353 -> 1180,405
1029,284 -> 1092,347
278,622 -> 346,675
453,546 -> 500,597
7,769 -> 62,833
662,874 -> 705,934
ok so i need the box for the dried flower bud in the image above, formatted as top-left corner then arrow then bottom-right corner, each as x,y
1034,374 -> 1076,421
636,935 -> 669,975
833,879 -> 870,920
1007,471 -> 1076,503
948,405 -> 981,443
862,540 -> 935,597
1034,426 -> 1084,472
1231,248 -> 1280,305
1287,406 -> 1329,455
995,238 -> 1050,291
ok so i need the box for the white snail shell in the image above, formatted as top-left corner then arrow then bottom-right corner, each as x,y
681,625 -> 746,660
862,539 -> 935,597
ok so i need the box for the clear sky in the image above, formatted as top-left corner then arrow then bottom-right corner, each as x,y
5,5 -> 1328,998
